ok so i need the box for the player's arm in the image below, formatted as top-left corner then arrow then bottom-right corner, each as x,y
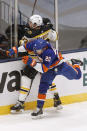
7,46 -> 26,57
22,55 -> 44,73
22,52 -> 53,73
47,29 -> 58,41
7,40 -> 34,57
21,51 -> 52,73
22,55 -> 36,67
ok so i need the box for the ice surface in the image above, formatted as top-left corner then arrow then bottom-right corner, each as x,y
0,101 -> 87,131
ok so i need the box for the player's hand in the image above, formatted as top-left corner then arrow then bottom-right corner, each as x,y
19,40 -> 25,46
6,51 -> 10,56
22,55 -> 36,67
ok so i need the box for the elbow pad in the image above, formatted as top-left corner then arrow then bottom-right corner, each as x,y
47,30 -> 58,41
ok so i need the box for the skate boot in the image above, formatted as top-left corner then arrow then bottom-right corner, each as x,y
71,59 -> 83,66
10,101 -> 24,113
31,108 -> 44,119
54,93 -> 63,110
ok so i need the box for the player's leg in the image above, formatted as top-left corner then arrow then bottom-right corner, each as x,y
61,62 -> 82,80
10,65 -> 38,113
34,62 -> 62,109
49,83 -> 62,110
31,82 -> 49,118
31,70 -> 56,118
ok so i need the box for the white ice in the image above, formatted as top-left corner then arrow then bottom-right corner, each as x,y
0,101 -> 87,131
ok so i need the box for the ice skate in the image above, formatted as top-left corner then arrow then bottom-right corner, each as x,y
71,58 -> 83,66
54,93 -> 63,110
31,108 -> 44,119
10,101 -> 24,113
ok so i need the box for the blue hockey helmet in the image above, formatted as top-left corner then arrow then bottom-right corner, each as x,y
33,38 -> 48,52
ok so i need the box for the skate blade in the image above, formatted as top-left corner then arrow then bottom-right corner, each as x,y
55,105 -> 63,110
10,109 -> 24,114
31,114 -> 45,119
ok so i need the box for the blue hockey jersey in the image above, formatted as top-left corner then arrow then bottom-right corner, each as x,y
24,39 -> 63,72
40,49 -> 63,72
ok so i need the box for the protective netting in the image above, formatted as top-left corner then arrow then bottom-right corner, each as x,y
0,0 -> 87,53
0,0 -> 56,50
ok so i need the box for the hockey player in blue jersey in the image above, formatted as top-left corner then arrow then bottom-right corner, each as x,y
7,37 -> 82,116
20,38 -> 82,118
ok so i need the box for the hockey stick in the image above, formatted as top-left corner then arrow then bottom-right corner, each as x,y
32,0 -> 38,15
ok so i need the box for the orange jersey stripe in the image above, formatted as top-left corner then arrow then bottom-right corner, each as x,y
73,64 -> 80,69
58,52 -> 64,60
42,60 -> 60,72
30,59 -> 36,67
66,62 -> 80,73
42,64 -> 49,72
49,60 -> 60,69
38,93 -> 46,100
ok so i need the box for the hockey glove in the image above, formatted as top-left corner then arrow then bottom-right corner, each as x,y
8,46 -> 18,56
22,56 -> 36,67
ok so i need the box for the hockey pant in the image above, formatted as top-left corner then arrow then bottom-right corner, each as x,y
37,62 -> 82,108
18,65 -> 37,101
18,70 -> 58,102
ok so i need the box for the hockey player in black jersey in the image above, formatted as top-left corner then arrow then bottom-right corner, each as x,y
10,14 -> 62,113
